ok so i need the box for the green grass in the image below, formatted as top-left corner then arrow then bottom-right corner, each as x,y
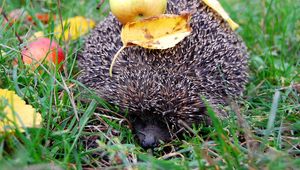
0,0 -> 299,169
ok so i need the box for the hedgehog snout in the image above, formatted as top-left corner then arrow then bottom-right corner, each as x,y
132,117 -> 171,149
135,124 -> 170,149
137,130 -> 158,149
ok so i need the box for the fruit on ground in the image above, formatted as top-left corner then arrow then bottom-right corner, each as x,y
109,0 -> 167,24
21,38 -> 65,68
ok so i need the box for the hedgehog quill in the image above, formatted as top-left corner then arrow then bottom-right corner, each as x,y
78,0 -> 248,149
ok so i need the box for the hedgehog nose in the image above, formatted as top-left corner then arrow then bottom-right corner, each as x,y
141,135 -> 158,149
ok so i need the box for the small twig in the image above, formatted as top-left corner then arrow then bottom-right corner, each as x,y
202,148 -> 219,170
178,119 -> 198,136
178,119 -> 204,143
279,83 -> 300,92
60,75 -> 79,121
1,10 -> 23,44
95,107 -> 132,129
101,6 -> 110,15
231,101 -> 257,160
57,0 -> 64,41
96,0 -> 105,10
159,152 -> 185,160
164,117 -> 179,140
56,0 -> 70,78
93,113 -> 109,128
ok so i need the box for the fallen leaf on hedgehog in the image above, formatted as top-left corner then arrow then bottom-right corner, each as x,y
109,13 -> 192,76
202,0 -> 239,30
0,89 -> 42,132
54,16 -> 96,41
121,13 -> 191,49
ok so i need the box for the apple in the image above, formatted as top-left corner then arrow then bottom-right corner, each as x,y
26,13 -> 57,25
109,0 -> 167,24
1,9 -> 24,26
20,38 -> 65,69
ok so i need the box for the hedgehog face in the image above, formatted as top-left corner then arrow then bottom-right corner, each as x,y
129,102 -> 208,149
126,94 -> 208,149
130,114 -> 171,149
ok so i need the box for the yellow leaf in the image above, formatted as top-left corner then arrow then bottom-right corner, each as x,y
109,13 -> 192,77
121,13 -> 192,49
203,0 -> 239,30
29,31 -> 45,41
0,89 -> 42,132
54,16 -> 96,41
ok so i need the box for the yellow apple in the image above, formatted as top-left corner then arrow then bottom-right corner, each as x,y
109,0 -> 167,24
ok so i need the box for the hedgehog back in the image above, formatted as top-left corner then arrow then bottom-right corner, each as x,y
78,0 -> 248,128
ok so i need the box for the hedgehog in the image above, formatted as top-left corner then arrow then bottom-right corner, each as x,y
78,0 -> 248,148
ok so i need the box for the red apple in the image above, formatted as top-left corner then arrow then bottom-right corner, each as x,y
21,38 -> 65,69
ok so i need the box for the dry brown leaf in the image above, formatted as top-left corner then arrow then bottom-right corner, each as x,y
109,13 -> 192,76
